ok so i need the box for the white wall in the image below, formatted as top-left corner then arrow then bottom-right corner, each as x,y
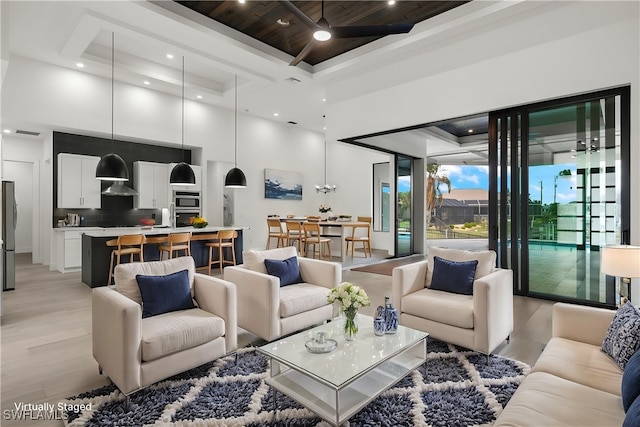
1,57 -> 391,260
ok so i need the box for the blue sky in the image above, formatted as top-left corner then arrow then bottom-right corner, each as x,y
398,164 -> 578,205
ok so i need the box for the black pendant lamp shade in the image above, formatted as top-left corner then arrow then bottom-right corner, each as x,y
225,167 -> 247,188
96,32 -> 130,181
170,162 -> 196,184
170,56 -> 196,186
225,75 -> 247,188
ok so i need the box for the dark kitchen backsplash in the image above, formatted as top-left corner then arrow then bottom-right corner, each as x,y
53,132 -> 191,227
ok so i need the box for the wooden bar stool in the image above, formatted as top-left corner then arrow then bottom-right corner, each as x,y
107,234 -> 145,285
158,232 -> 192,260
345,216 -> 373,258
266,218 -> 286,249
286,220 -> 305,256
205,229 -> 237,274
303,222 -> 332,261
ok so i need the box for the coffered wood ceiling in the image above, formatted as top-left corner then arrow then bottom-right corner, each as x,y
176,1 -> 469,65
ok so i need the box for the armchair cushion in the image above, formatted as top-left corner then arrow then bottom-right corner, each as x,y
141,308 -> 225,362
426,247 -> 495,287
279,283 -> 330,318
401,287 -> 474,329
430,256 -> 478,295
115,257 -> 195,304
136,269 -> 196,318
602,302 -> 640,369
243,247 -> 298,274
265,256 -> 303,287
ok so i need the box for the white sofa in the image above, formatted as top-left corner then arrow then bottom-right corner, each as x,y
224,246 -> 341,342
92,256 -> 237,397
495,302 -> 625,426
392,247 -> 513,355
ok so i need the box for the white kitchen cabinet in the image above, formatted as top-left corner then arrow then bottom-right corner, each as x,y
134,161 -> 169,209
57,153 -> 102,208
51,228 -> 101,273
168,163 -> 201,192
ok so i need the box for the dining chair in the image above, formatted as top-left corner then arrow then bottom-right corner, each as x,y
303,221 -> 332,261
158,232 -> 192,260
205,229 -> 237,274
107,234 -> 145,285
266,218 -> 286,249
345,216 -> 372,258
285,220 -> 306,256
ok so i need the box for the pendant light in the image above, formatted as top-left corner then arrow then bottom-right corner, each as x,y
224,75 -> 247,188
315,139 -> 336,193
96,32 -> 129,181
170,56 -> 196,185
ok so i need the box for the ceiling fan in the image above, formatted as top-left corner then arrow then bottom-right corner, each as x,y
279,0 -> 415,66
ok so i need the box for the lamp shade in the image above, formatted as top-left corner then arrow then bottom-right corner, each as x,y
601,245 -> 640,278
95,153 -> 129,181
169,162 -> 196,185
225,167 -> 247,188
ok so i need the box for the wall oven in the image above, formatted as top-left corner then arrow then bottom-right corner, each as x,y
175,210 -> 201,228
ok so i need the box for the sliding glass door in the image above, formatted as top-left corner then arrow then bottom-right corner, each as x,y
396,155 -> 413,256
490,87 -> 630,307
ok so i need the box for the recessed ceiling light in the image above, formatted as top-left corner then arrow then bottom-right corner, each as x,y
196,95 -> 202,99
322,98 -> 326,102
238,0 -> 245,3
277,18 -> 290,27
3,129 -> 11,134
388,0 -> 396,5
468,129 -> 474,133
323,126 -> 327,130
166,53 -> 174,59
76,62 -> 85,68
143,81 -> 150,85
273,113 -> 279,117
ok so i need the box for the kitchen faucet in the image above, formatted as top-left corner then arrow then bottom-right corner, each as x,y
169,202 -> 176,228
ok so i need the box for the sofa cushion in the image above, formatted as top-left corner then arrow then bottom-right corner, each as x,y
401,287 -> 474,329
279,283 -> 330,318
264,256 -> 303,287
243,247 -> 298,274
115,257 -> 195,304
140,308 -> 225,362
426,247 -> 495,287
493,371 -> 625,427
622,350 -> 640,411
624,394 -> 640,427
430,256 -> 478,295
136,269 -> 196,318
533,336 -> 622,395
602,302 -> 640,369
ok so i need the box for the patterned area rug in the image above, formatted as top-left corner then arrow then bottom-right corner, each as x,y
64,338 -> 529,426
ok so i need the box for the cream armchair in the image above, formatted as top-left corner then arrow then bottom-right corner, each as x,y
92,257 -> 237,400
392,247 -> 513,356
224,247 -> 341,342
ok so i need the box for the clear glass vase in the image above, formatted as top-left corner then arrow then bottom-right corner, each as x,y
344,310 -> 358,341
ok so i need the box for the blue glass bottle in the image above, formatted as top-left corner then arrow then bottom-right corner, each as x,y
384,297 -> 398,334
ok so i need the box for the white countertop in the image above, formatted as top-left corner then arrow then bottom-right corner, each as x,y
53,225 -> 245,237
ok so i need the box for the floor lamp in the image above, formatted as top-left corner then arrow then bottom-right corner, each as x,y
601,245 -> 640,305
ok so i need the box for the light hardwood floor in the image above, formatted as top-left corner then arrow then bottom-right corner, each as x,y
0,252 -> 554,426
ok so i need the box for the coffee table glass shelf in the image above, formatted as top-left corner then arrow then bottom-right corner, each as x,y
258,314 -> 428,426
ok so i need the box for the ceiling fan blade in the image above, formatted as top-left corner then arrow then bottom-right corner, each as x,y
289,38 -> 317,66
332,23 -> 414,39
279,0 -> 320,30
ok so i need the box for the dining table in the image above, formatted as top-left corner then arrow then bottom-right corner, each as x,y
280,218 -> 370,262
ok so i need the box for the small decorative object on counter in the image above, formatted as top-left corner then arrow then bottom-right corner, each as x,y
191,216 -> 208,228
373,316 -> 386,336
384,297 -> 399,334
327,282 -> 371,341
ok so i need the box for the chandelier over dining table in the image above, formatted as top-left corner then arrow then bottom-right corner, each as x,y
316,139 -> 336,193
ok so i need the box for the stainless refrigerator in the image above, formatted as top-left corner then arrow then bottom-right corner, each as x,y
2,181 -> 16,291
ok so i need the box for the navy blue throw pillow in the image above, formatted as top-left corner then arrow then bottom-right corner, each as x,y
622,350 -> 640,412
430,256 -> 478,295
624,394 -> 640,427
136,269 -> 195,318
264,256 -> 303,287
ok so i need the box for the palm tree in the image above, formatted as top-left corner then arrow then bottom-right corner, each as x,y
426,163 -> 451,225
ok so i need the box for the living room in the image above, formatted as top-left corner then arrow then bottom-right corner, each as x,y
1,1 -> 639,426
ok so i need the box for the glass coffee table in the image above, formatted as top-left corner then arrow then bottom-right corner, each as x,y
258,314 -> 428,426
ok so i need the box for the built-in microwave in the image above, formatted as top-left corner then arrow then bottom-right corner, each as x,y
173,191 -> 201,209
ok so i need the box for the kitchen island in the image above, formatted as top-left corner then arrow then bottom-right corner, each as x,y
81,226 -> 245,288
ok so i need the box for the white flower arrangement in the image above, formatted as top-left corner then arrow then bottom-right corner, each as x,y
327,282 -> 371,313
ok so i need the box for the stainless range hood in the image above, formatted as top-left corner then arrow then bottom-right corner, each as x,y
102,181 -> 139,196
